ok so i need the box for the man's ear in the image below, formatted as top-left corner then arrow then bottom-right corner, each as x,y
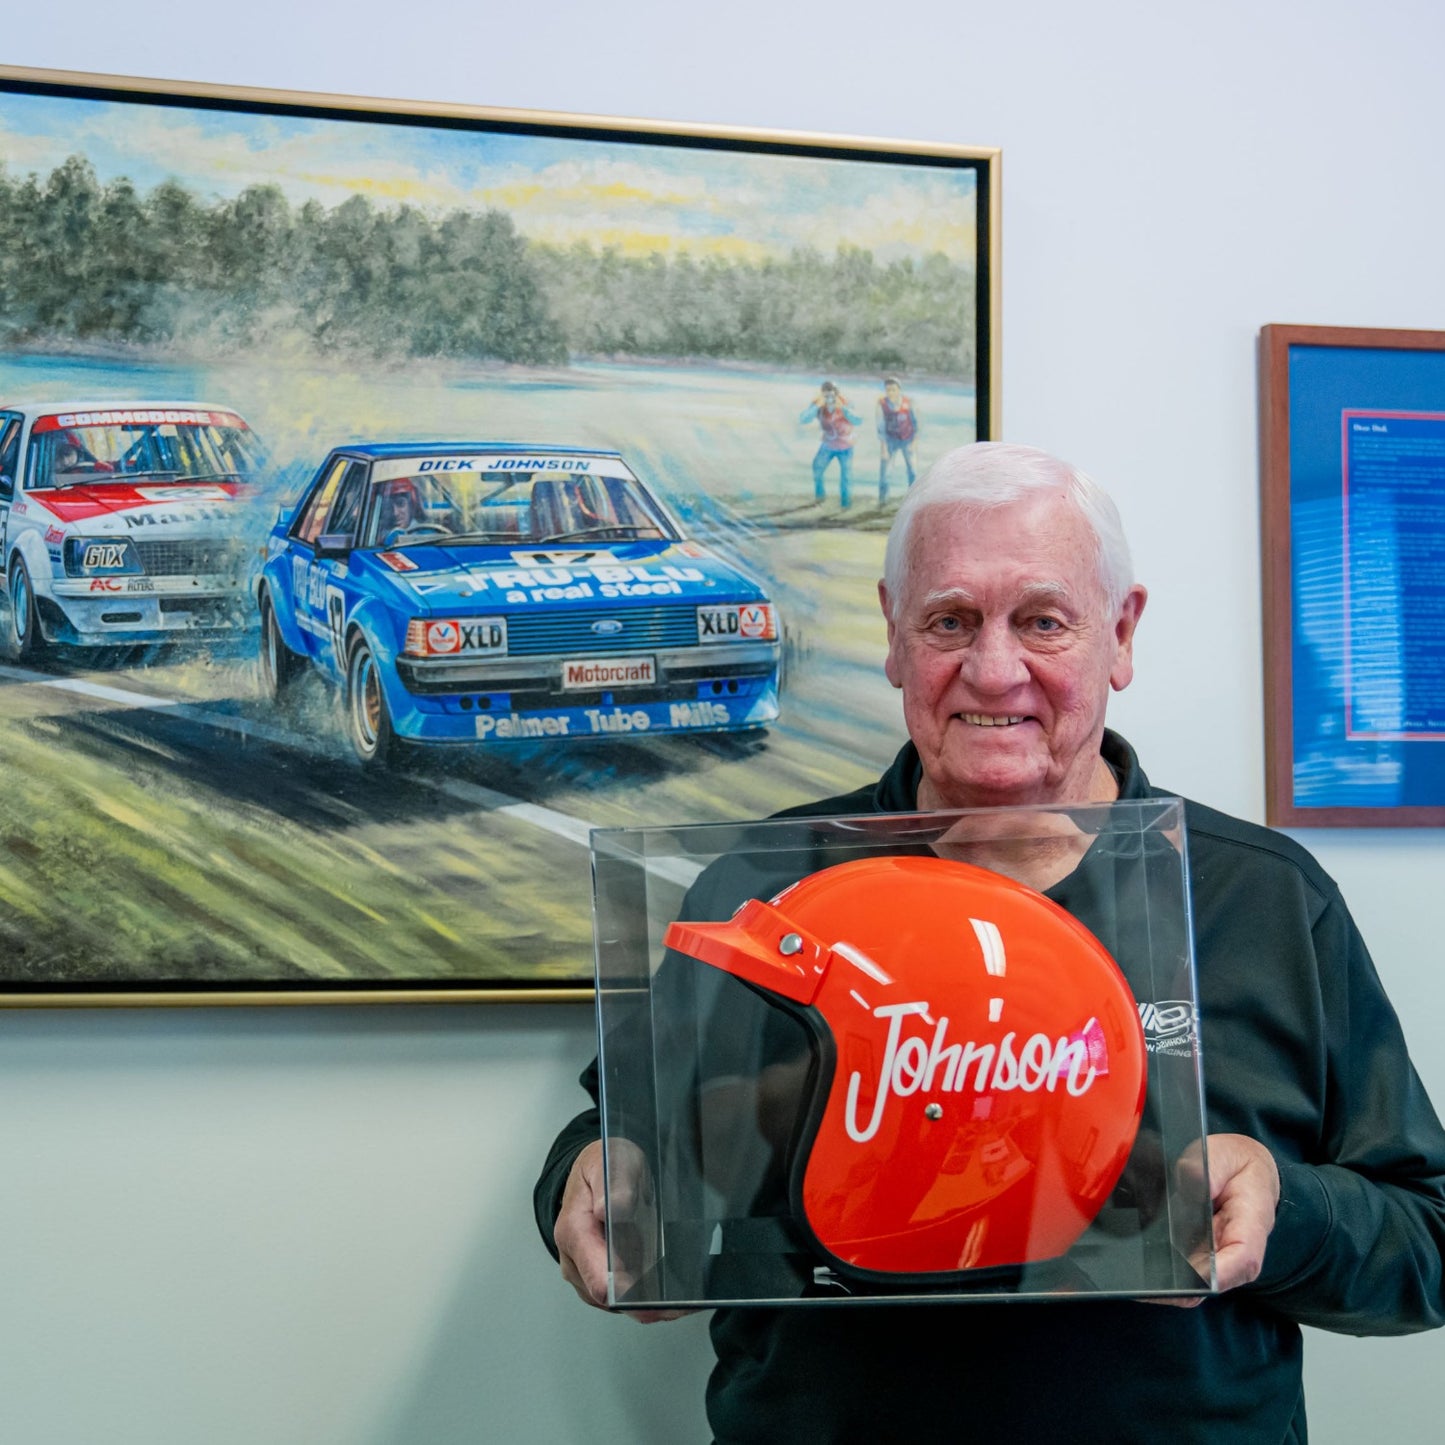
879,580 -> 903,689
1109,585 -> 1148,692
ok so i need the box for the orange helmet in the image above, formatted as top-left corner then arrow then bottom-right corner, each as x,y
665,855 -> 1147,1282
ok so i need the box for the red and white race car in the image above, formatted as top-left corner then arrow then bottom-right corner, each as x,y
0,401 -> 267,656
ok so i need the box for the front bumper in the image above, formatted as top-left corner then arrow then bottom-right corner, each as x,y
396,640 -> 779,696
388,674 -> 781,743
44,576 -> 252,645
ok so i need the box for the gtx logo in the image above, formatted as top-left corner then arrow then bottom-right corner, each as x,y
84,543 -> 127,569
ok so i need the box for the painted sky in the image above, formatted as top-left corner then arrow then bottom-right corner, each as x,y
0,89 -> 977,265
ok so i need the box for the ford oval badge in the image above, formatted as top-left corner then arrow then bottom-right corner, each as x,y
591,619 -> 625,636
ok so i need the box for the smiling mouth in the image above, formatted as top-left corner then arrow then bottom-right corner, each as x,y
960,713 -> 1028,727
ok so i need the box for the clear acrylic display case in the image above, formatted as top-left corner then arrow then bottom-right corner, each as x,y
590,799 -> 1212,1309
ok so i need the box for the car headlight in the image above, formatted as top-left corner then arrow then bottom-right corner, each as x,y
696,602 -> 777,642
63,537 -> 143,577
404,617 -> 508,657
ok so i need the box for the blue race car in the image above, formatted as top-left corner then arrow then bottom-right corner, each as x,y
257,443 -> 782,764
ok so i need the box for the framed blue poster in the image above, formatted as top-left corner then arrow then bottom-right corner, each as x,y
1261,323 -> 1445,826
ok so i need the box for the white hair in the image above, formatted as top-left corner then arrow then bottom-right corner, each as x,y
881,442 -> 1135,616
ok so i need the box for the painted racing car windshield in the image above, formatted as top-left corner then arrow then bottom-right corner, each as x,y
29,409 -> 261,489
361,459 -> 676,550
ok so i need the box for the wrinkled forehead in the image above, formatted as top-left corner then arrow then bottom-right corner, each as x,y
895,494 -> 1110,611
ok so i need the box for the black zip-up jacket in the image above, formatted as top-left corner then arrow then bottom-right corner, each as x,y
536,732 -> 1445,1444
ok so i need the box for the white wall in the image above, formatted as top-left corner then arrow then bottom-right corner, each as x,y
4,2 -> 1445,1440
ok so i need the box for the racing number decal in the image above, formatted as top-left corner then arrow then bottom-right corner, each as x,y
305,564 -> 328,614
325,585 -> 346,658
290,555 -> 346,666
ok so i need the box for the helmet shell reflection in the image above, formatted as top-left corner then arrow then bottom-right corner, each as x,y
665,854 -> 1147,1280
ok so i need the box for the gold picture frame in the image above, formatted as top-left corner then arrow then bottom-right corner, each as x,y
0,64 -> 999,1004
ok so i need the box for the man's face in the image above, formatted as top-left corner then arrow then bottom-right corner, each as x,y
879,488 -> 1146,810
821,388 -> 838,409
885,382 -> 902,405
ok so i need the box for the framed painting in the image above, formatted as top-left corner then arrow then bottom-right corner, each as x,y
1260,323 -> 1445,826
0,64 -> 998,1003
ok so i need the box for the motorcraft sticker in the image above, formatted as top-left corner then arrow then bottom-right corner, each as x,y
561,657 -> 656,689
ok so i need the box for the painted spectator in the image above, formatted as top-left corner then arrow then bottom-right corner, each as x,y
876,375 -> 920,501
800,381 -> 862,508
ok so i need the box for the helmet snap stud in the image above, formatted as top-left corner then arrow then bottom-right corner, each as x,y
779,933 -> 804,956
924,1103 -> 943,1121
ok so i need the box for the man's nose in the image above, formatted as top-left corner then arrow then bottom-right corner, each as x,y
957,623 -> 1029,694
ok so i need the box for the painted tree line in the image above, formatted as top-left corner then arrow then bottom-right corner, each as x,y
0,155 -> 975,375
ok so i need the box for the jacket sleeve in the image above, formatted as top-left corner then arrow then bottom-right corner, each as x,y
1246,892 -> 1445,1334
531,840 -> 815,1261
533,1057 -> 601,1261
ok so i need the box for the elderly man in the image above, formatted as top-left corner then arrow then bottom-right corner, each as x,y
536,442 -> 1445,1443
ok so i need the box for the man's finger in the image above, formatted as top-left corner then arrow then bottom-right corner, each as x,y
556,1141 -> 611,1309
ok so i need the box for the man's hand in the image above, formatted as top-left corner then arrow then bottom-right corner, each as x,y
554,1139 -> 687,1324
1198,1133 -> 1281,1290
1148,1132 -> 1281,1307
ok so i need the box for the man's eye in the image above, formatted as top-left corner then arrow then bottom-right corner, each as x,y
934,615 -> 962,632
1030,616 -> 1063,633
